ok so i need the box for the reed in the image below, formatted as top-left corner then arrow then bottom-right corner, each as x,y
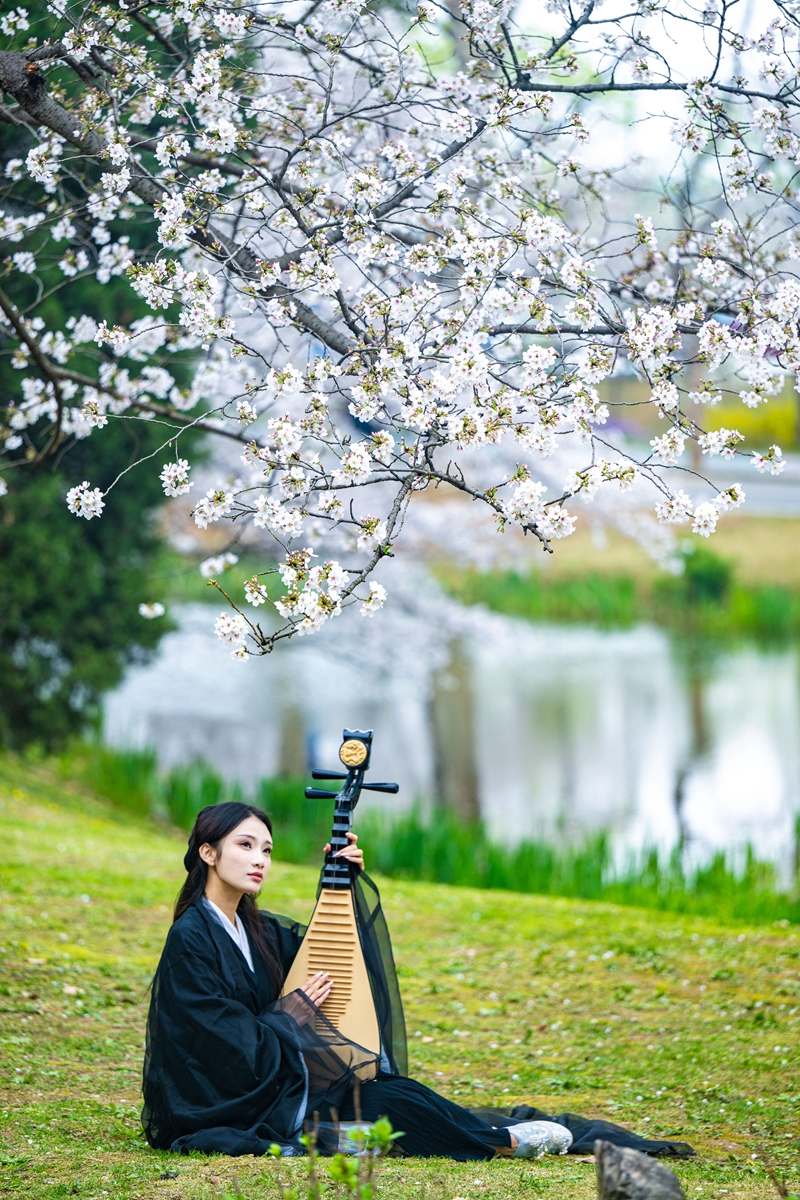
359,807 -> 800,925
56,742 -> 159,817
56,743 -> 800,926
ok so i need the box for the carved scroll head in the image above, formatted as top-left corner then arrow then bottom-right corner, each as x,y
340,738 -> 368,768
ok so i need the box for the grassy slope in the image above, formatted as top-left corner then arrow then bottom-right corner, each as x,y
0,757 -> 798,1200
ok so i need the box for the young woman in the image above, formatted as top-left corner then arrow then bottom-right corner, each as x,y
142,801 -> 694,1162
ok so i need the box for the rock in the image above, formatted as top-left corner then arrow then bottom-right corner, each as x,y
595,1140 -> 686,1200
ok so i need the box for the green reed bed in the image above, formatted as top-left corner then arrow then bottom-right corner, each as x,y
442,546 -> 800,642
360,808 -> 800,926
54,744 -> 332,859
47,743 -> 800,927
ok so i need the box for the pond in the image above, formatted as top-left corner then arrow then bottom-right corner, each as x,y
105,595 -> 800,885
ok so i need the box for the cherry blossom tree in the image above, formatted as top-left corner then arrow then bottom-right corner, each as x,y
0,0 -> 798,658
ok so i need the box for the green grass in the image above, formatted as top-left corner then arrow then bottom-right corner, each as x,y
1,755 -> 799,1199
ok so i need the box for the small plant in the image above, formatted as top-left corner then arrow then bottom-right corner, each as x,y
677,545 -> 733,604
267,1118 -> 402,1200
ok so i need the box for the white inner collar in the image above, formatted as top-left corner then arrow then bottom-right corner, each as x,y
203,897 -> 255,973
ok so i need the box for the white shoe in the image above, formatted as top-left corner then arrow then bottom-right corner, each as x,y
338,1123 -> 372,1155
508,1120 -> 573,1158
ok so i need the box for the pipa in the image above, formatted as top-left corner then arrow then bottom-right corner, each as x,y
280,729 -> 398,1077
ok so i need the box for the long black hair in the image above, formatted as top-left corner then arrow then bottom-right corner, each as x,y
175,801 -> 284,990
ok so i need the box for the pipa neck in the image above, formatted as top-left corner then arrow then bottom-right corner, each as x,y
322,770 -> 357,890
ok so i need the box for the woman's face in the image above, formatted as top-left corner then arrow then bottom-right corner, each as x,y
199,816 -> 273,896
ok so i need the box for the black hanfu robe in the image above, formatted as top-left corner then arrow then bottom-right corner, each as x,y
142,873 -> 694,1161
142,873 -> 404,1156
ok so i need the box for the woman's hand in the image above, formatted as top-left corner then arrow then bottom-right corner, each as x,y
283,972 -> 331,1024
324,830 -> 364,873
301,971 -> 332,1006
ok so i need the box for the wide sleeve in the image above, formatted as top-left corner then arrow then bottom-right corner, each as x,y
142,919 -> 308,1153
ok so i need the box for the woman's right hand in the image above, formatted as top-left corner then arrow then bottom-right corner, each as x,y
301,971 -> 332,1007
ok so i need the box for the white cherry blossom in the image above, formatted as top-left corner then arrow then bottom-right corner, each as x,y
139,602 -> 166,618
159,459 -> 193,497
66,481 -> 105,520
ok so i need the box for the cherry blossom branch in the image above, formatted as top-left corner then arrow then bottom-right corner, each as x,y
0,284 -> 249,447
0,50 -> 355,359
0,283 -> 65,464
0,0 -> 790,654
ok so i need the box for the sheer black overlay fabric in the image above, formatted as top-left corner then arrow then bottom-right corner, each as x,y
142,872 -> 404,1156
348,870 -> 406,1076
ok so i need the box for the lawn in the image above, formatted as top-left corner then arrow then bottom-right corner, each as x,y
0,755 -> 798,1200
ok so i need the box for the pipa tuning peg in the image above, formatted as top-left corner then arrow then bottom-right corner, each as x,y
362,781 -> 399,793
304,787 -> 340,800
312,770 -> 348,780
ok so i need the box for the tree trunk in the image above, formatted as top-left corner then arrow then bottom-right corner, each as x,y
430,638 -> 480,822
278,704 -> 306,778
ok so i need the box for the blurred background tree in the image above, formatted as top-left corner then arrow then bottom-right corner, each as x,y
0,423 -> 176,750
0,71 -> 199,751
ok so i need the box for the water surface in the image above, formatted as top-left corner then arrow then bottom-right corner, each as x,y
105,600 -> 800,883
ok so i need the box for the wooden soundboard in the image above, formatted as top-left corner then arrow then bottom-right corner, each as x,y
281,887 -> 380,1061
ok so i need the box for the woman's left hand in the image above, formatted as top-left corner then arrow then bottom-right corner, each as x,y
324,831 -> 364,873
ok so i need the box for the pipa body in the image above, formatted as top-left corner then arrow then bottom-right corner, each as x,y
280,730 -> 398,1078
281,887 -> 380,1063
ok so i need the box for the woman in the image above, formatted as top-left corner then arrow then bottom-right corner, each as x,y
143,802 -> 694,1162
